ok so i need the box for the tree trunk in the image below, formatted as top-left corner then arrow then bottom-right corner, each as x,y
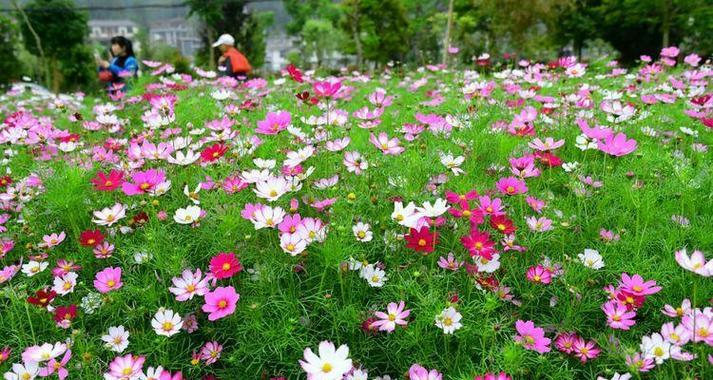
662,0 -> 671,48
12,0 -> 51,90
351,17 -> 363,67
208,26 -> 216,69
442,0 -> 455,65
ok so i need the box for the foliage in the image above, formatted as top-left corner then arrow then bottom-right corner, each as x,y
18,0 -> 93,92
0,15 -> 23,87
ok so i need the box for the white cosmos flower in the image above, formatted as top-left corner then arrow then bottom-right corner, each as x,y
391,201 -> 420,228
353,222 -> 373,242
435,306 -> 463,334
254,176 -> 289,202
22,342 -> 66,363
578,249 -> 605,269
280,233 -> 307,256
252,206 -> 286,230
253,158 -> 276,169
284,145 -> 315,168
174,205 -> 202,224
92,203 -> 127,227
440,153 -> 465,175
101,325 -> 130,353
240,169 -> 271,183
359,264 -> 387,287
299,341 -> 352,380
473,254 -> 501,273
167,150 -> 200,166
416,198 -> 449,218
52,272 -> 78,296
3,361 -> 39,380
183,184 -> 201,205
22,260 -> 48,277
151,308 -> 183,337
640,333 -> 671,364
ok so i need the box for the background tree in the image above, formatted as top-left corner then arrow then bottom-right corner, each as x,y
188,0 -> 273,70
0,14 -> 23,88
18,0 -> 92,92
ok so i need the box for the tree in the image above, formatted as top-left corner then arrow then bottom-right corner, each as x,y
0,15 -> 23,87
187,0 -> 272,69
338,0 -> 410,66
18,0 -> 92,92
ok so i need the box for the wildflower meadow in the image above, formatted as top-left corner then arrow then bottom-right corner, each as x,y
1,49 -> 712,380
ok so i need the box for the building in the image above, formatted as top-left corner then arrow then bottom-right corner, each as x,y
88,19 -> 141,51
264,32 -> 299,71
149,18 -> 202,58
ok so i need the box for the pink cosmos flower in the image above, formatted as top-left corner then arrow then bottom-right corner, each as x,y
202,286 -> 239,321
661,322 -> 691,346
121,169 -> 167,195
369,132 -> 404,155
526,265 -> 552,284
159,370 -> 183,380
256,111 -> 291,135
199,341 -> 222,365
526,216 -> 553,232
106,354 -> 145,379
571,337 -> 600,363
662,299 -> 691,318
495,177 -> 528,196
597,133 -> 637,157
169,269 -> 210,301
94,267 -> 123,293
674,248 -> 712,276
619,273 -> 661,296
528,137 -> 564,151
371,301 -> 410,332
625,352 -> 654,372
474,372 -> 511,380
41,232 -> 66,248
313,80 -> 342,98
437,252 -> 463,271
602,300 -> 637,330
39,349 -> 71,380
408,364 -> 442,380
554,332 -> 578,354
681,312 -> 713,345
514,320 -> 551,353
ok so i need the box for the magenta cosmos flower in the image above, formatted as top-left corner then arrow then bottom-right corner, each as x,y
495,177 -> 528,196
256,111 -> 291,135
514,320 -> 551,353
619,273 -> 661,296
94,267 -> 123,293
474,373 -> 511,380
526,265 -> 552,285
371,301 -> 410,333
121,169 -> 167,195
313,80 -> 341,98
202,286 -> 239,321
597,132 -> 637,157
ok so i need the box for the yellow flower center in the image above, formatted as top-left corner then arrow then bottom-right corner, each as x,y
321,363 -> 333,373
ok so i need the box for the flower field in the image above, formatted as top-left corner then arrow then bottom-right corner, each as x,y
0,51 -> 712,380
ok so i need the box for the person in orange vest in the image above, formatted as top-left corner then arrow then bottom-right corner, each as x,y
213,34 -> 251,79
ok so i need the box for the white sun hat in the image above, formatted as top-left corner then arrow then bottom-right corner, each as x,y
212,34 -> 235,47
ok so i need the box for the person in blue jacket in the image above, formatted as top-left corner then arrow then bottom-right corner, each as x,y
97,36 -> 138,95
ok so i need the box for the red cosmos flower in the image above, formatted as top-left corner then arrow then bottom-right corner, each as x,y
201,143 -> 228,163
405,227 -> 438,253
461,229 -> 496,259
535,152 -> 562,167
132,211 -> 149,226
90,170 -> 124,191
54,304 -> 77,324
209,252 -> 242,279
702,118 -> 713,129
0,176 -> 12,187
361,317 -> 379,335
27,289 -> 57,308
490,215 -> 516,234
615,290 -> 645,311
79,229 -> 105,247
286,64 -> 304,83
59,133 -> 81,143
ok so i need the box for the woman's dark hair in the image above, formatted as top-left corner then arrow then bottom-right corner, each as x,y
110,36 -> 134,63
